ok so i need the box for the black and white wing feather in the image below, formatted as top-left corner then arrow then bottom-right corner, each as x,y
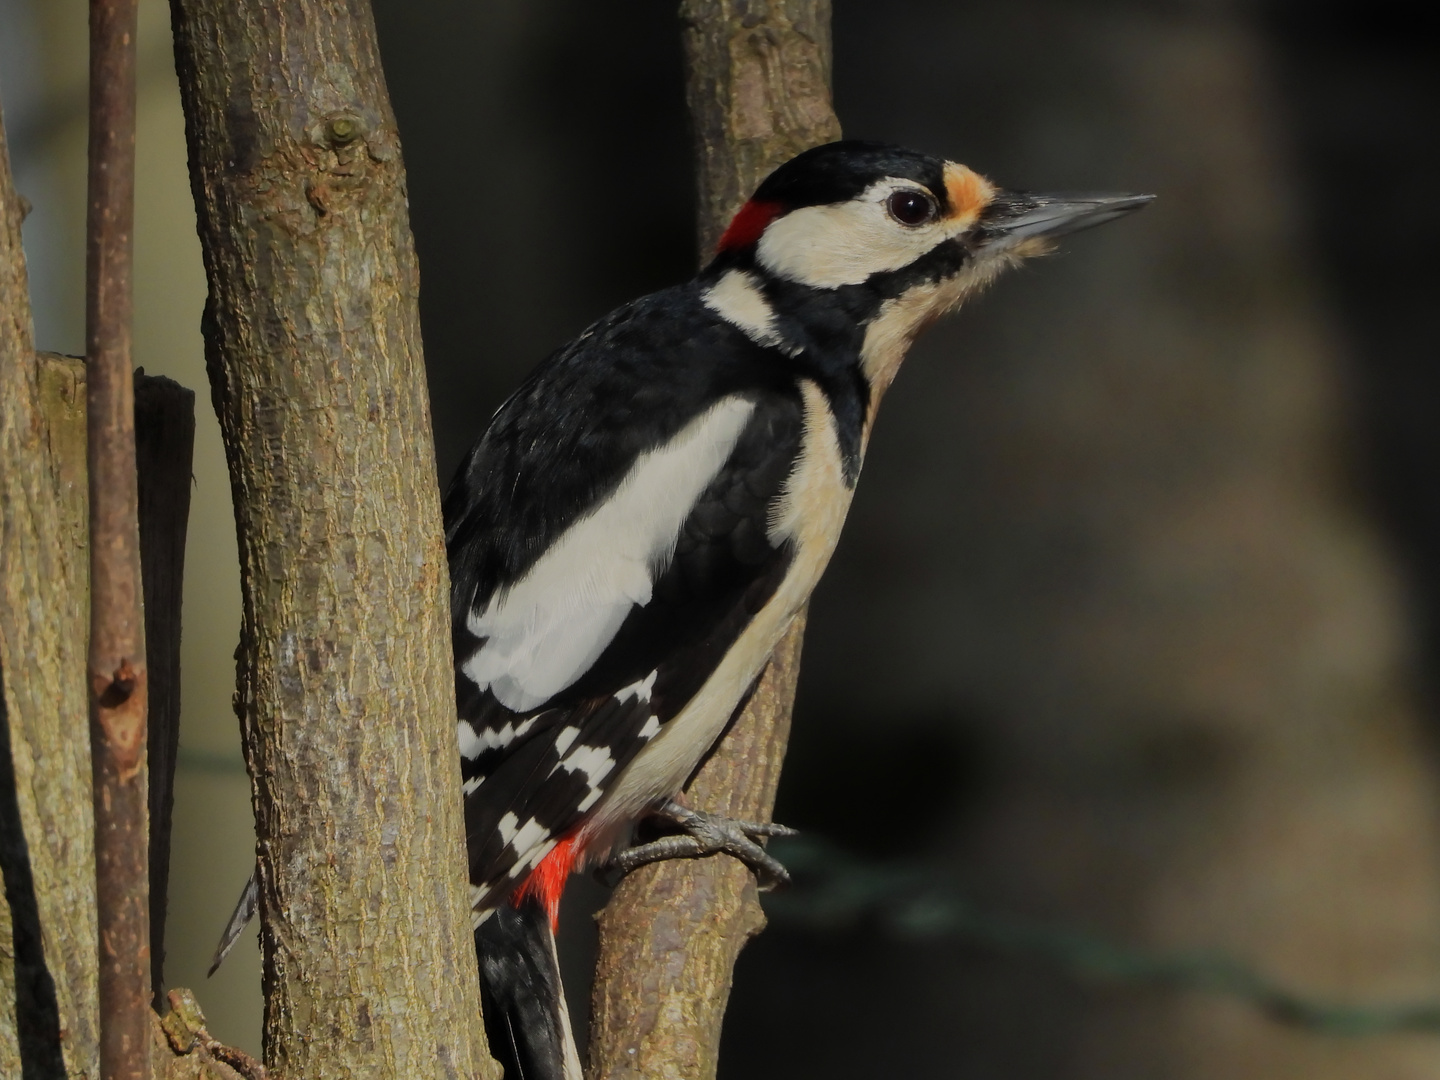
444,285 -> 803,917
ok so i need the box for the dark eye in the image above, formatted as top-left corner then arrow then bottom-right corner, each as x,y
886,189 -> 937,226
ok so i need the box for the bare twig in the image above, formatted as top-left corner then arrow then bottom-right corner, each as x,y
86,0 -> 151,1077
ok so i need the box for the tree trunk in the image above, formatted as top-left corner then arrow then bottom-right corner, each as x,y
585,4 -> 840,1078
1,98 -> 102,1080
166,1 -> 496,1075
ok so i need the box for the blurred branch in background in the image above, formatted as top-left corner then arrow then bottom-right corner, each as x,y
767,837 -> 1440,1039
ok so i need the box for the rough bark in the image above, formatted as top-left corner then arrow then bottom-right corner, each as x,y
167,0 -> 496,1076
1,91 -> 102,1079
3,349 -> 261,1079
152,990 -> 267,1080
586,4 -> 841,1077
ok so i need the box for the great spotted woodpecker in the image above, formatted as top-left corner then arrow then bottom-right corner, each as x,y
446,141 -> 1149,1078
210,140 -> 1148,1079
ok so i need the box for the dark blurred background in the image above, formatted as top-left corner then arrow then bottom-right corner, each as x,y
4,0 -> 1439,1076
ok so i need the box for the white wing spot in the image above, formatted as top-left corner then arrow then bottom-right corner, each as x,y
457,720 -> 484,760
457,715 -> 539,760
553,726 -> 581,757
638,715 -> 661,740
615,670 -> 658,704
462,776 -> 482,796
511,816 -> 551,858
550,742 -> 618,815
561,743 -> 616,785
497,812 -> 520,844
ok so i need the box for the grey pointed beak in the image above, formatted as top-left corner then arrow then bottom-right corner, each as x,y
979,192 -> 1154,248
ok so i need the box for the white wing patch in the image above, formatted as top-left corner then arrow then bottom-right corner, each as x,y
462,397 -> 756,710
553,741 -> 618,813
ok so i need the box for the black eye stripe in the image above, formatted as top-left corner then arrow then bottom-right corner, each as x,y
885,189 -> 937,227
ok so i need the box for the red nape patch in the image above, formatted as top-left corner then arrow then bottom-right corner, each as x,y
516,834 -> 582,932
717,199 -> 783,252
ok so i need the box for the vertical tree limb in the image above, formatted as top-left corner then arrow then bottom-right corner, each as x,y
167,0 -> 496,1075
1,91 -> 101,1079
587,4 -> 840,1078
86,0 -> 151,1076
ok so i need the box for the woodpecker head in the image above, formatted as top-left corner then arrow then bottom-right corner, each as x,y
704,140 -> 1152,403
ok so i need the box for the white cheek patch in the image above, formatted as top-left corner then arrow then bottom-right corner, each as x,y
463,396 -> 756,711
757,179 -> 967,289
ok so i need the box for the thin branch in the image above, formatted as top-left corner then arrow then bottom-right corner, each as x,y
86,0 -> 151,1077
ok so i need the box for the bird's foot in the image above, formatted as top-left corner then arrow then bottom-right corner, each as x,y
605,799 -> 798,889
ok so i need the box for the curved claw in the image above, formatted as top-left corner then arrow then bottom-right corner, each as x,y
603,799 -> 799,890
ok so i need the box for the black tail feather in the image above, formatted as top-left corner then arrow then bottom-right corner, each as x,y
475,895 -> 583,1080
